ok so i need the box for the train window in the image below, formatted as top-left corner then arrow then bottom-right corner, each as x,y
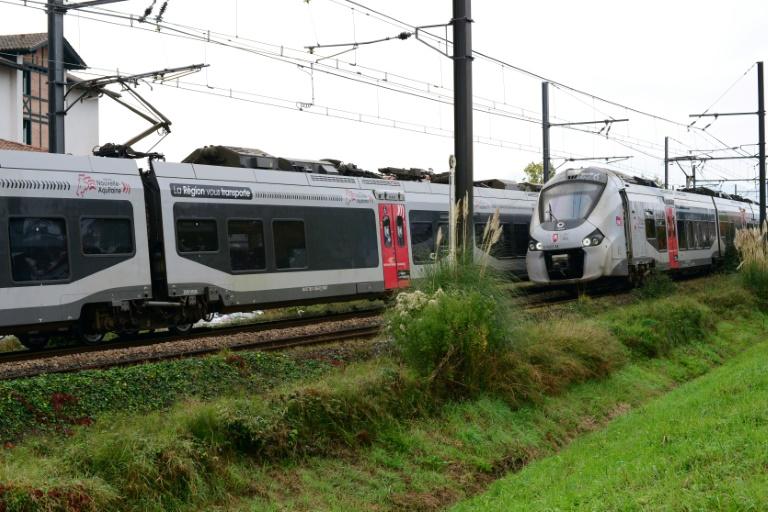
497,224 -> 516,259
474,223 -> 487,249
228,220 -> 266,272
513,224 -> 529,257
274,220 -> 307,269
9,217 -> 69,282
382,216 -> 393,248
396,216 -> 405,247
656,221 -> 667,251
686,222 -> 696,249
177,219 -> 218,253
644,217 -> 656,241
410,222 -> 434,264
539,181 -> 605,222
437,223 -> 450,256
677,219 -> 687,250
81,218 -> 134,255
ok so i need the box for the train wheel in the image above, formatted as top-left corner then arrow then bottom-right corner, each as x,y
170,323 -> 193,335
80,332 -> 105,345
17,334 -> 48,351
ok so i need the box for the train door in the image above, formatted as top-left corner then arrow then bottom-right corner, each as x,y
379,204 -> 411,289
665,203 -> 680,269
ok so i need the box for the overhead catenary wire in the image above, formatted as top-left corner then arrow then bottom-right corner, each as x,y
0,0 -> 744,181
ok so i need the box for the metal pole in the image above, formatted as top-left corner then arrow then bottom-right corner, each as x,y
692,163 -> 696,189
664,136 -> 669,189
542,81 -> 550,183
452,0 -> 473,255
47,0 -> 65,153
758,61 -> 766,227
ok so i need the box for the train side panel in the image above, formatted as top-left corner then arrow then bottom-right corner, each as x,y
152,161 -> 387,316
0,151 -> 152,333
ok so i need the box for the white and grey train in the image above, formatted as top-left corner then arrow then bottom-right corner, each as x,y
0,149 -> 536,349
527,167 -> 760,285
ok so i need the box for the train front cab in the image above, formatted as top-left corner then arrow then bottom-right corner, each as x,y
527,169 -> 624,284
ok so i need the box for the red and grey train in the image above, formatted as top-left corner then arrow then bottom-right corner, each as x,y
527,167 -> 760,284
0,148 -> 536,349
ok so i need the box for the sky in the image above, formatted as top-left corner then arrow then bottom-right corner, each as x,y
0,0 -> 766,195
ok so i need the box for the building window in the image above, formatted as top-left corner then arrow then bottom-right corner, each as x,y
228,219 -> 265,272
81,218 -> 134,255
273,220 -> 307,269
177,219 -> 218,253
22,70 -> 31,96
22,119 -> 31,145
9,217 -> 69,282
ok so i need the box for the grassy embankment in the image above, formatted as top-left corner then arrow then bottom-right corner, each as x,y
0,210 -> 764,512
453,328 -> 768,511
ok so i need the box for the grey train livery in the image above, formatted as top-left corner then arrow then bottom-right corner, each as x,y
527,167 -> 760,285
0,150 -> 535,349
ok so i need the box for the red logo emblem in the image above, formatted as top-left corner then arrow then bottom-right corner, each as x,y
552,233 -> 559,243
76,173 -> 97,197
75,173 -> 131,197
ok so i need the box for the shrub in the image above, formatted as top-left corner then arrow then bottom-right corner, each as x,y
386,204 -> 522,396
387,253 -> 520,397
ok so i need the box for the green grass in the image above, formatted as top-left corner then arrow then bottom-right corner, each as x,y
0,274 -> 760,511
0,350 -> 331,443
232,315 -> 765,512
452,321 -> 768,511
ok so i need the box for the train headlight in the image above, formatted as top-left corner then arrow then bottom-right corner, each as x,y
582,229 -> 605,247
529,239 -> 543,251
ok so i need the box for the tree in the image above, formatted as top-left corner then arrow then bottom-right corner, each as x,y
522,161 -> 558,184
522,162 -> 544,184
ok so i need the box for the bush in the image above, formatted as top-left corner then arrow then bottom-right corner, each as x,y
387,254 -> 518,396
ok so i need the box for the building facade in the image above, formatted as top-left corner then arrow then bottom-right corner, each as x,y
0,33 -> 99,155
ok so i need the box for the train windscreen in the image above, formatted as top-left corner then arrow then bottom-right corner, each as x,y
539,181 -> 604,223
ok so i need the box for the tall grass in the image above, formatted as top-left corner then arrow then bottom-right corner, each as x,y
734,224 -> 768,301
388,200 -> 517,396
387,199 -> 621,400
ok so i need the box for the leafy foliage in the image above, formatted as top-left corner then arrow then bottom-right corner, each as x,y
0,351 -> 329,443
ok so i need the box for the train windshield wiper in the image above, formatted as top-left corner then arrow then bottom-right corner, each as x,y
547,204 -> 560,224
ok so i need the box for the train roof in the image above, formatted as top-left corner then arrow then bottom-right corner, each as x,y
181,145 -> 532,190
554,166 -> 756,206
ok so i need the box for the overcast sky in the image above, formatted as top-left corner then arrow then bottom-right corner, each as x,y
1,0 -> 766,194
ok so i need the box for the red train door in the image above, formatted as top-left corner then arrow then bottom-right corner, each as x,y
665,205 -> 680,269
393,204 -> 411,288
379,204 -> 411,289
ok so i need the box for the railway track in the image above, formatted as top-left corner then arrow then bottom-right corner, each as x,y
0,308 -> 384,379
520,280 -> 634,310
0,273 -> 701,379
